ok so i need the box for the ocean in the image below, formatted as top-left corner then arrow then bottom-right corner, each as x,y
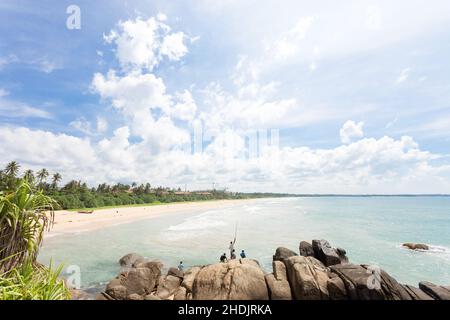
38,197 -> 450,290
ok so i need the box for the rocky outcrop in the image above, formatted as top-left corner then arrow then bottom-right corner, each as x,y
273,247 -> 298,262
96,239 -> 449,300
191,259 -> 269,300
403,243 -> 429,251
265,261 -> 292,300
419,281 -> 450,300
299,241 -> 314,257
119,253 -> 146,268
284,256 -> 330,300
312,239 -> 348,266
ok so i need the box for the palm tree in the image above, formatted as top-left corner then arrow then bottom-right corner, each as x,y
5,161 -> 20,177
36,168 -> 49,185
51,173 -> 62,189
23,169 -> 35,183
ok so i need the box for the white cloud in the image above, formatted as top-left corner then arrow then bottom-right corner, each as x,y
366,5 -> 383,30
1,124 -> 449,193
104,17 -> 188,71
340,120 -> 364,144
171,90 -> 198,121
0,91 -> 51,119
96,116 -> 108,133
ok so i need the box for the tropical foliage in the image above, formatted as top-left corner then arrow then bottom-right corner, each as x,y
0,161 -> 286,210
0,179 -> 69,300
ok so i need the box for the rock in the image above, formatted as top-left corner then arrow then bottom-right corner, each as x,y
312,240 -> 348,266
119,253 -> 146,268
299,241 -> 314,257
402,285 -> 434,300
135,260 -> 164,272
403,243 -> 429,251
95,293 -> 110,300
284,256 -> 330,300
273,247 -> 298,262
156,275 -> 182,299
105,284 -> 128,300
327,273 -> 347,300
120,267 -> 160,296
70,289 -> 94,300
419,282 -> 450,300
168,267 -> 184,279
174,286 -> 187,300
265,274 -> 292,300
329,264 -> 411,300
181,266 -> 202,293
128,293 -> 144,300
144,293 -> 162,300
191,259 -> 269,300
272,261 -> 288,281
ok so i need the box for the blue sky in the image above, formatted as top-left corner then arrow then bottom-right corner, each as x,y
1,0 -> 450,193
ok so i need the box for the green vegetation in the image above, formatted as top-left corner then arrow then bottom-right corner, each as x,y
0,161 -> 290,210
0,179 -> 70,300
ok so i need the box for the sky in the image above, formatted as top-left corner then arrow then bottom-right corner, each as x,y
1,0 -> 450,193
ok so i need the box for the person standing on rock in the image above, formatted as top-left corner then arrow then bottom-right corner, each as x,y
229,239 -> 236,258
178,261 -> 184,271
240,250 -> 246,258
230,249 -> 236,260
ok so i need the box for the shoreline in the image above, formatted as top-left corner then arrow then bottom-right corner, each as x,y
48,198 -> 260,236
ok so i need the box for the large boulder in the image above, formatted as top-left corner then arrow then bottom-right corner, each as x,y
105,266 -> 161,300
181,266 -> 202,293
327,273 -> 347,300
284,256 -> 330,300
273,247 -> 298,262
312,240 -> 348,266
174,286 -> 187,300
299,241 -> 314,257
119,253 -> 146,268
419,282 -> 450,300
191,259 -> 269,300
168,267 -> 184,279
265,261 -> 292,300
401,285 -> 434,300
156,275 -> 182,299
329,264 -> 412,300
403,243 -> 429,251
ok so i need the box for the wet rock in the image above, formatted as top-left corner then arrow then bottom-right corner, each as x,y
403,243 -> 429,251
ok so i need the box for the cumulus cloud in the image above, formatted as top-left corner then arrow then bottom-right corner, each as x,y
1,124 -> 448,193
340,120 -> 364,144
104,17 -> 188,71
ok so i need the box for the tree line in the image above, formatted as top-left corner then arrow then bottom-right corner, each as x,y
0,161 -> 281,210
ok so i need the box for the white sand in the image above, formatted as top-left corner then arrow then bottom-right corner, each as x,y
48,199 -> 257,235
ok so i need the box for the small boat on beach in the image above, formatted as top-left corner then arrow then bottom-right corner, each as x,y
78,210 -> 94,214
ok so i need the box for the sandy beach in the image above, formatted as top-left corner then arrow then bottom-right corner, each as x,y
48,199 -> 258,235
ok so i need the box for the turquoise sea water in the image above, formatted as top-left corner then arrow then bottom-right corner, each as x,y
39,197 -> 450,290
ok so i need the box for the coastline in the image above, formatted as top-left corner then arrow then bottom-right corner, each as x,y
48,198 -> 260,236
